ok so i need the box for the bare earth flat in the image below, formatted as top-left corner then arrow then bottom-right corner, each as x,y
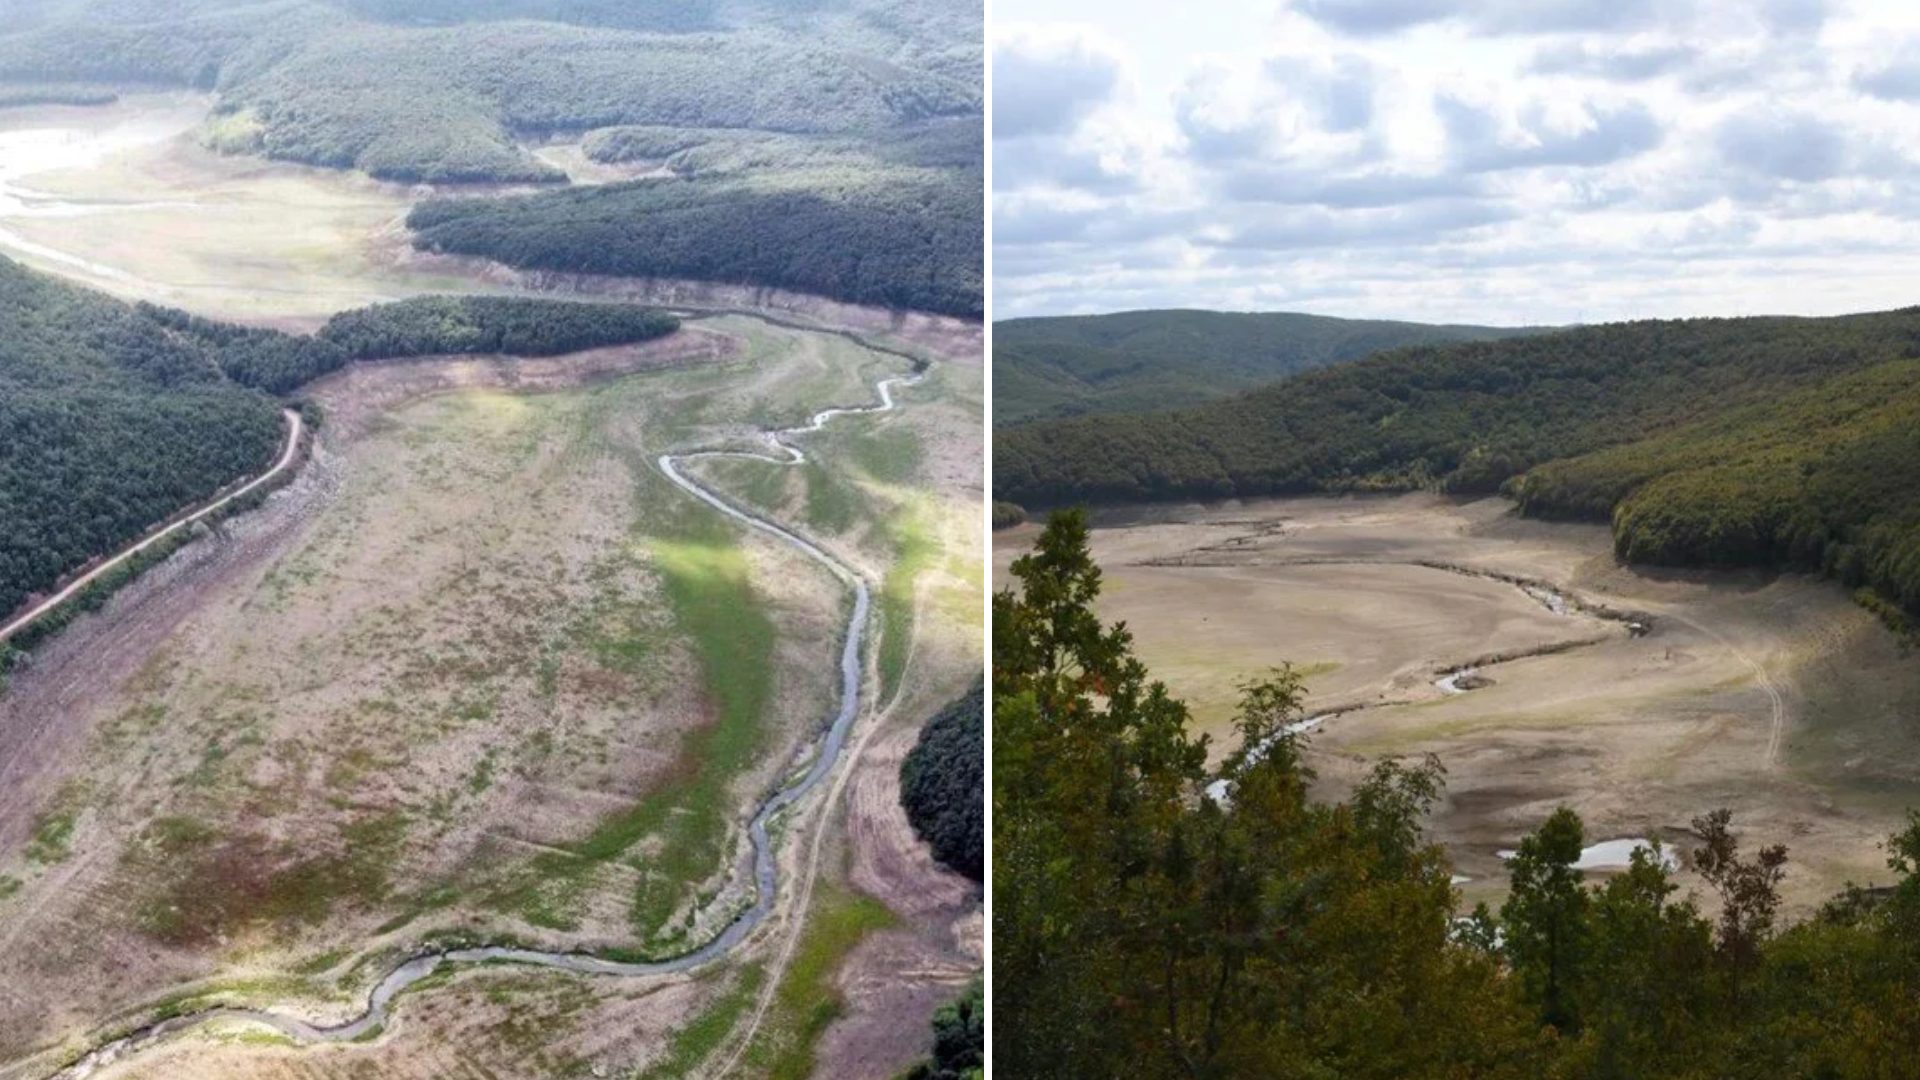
994,493 -> 1920,913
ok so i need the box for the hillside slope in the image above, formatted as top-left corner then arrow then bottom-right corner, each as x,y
997,306 -> 1920,619
0,0 -> 981,316
409,123 -> 983,317
0,255 -> 284,623
0,0 -> 980,183
0,254 -> 682,630
994,309 -> 1543,427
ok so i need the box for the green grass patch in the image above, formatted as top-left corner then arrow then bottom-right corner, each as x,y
200,108 -> 265,154
26,786 -> 86,865
487,467 -> 776,938
214,1028 -> 300,1048
292,947 -> 353,975
802,461 -> 862,534
135,811 -> 411,946
847,424 -> 924,486
28,809 -> 77,865
745,885 -> 898,1080
879,498 -> 939,705
639,965 -> 766,1079
620,517 -> 777,935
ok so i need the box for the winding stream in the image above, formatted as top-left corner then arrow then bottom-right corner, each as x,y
44,356 -> 926,1079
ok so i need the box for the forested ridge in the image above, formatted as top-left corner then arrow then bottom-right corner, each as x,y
0,254 -> 681,630
0,0 -> 981,183
0,1 -> 981,315
900,682 -> 983,881
998,512 -> 1920,1079
407,139 -> 983,318
136,294 -> 682,394
0,256 -> 283,623
995,308 -> 1543,427
319,295 -> 679,362
998,307 -> 1920,621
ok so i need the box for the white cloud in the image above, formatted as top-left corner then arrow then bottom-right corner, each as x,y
993,0 -> 1920,324
993,24 -> 1126,140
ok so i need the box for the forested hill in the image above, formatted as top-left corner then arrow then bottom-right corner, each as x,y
994,309 -> 1543,427
997,307 -> 1920,622
0,254 -> 683,627
0,0 -> 980,183
407,165 -> 982,319
0,0 -> 981,316
0,256 -> 284,623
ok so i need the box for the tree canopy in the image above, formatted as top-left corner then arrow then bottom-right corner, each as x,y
0,256 -> 283,623
902,980 -> 982,1080
408,157 -> 982,318
900,682 -> 983,882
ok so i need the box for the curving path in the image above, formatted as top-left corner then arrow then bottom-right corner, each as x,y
1658,609 -> 1789,768
43,358 -> 924,1080
0,409 -> 304,647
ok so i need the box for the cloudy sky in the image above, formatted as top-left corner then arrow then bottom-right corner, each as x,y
993,0 -> 1920,324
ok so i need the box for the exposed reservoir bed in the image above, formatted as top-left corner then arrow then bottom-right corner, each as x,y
994,492 -> 1920,912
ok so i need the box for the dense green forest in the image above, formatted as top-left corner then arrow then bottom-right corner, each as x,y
0,256 -> 284,623
1517,358 -> 1920,627
900,683 -> 983,882
0,0 -> 981,183
902,981 -> 983,1080
318,295 -> 679,361
407,153 -> 982,317
582,121 -> 983,173
995,309 -> 1542,427
0,1 -> 981,310
0,254 -> 682,632
998,307 -> 1920,620
135,295 -> 681,393
137,304 -> 348,394
997,511 -> 1920,1079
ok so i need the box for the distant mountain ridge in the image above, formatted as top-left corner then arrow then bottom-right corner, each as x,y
993,308 -> 1546,427
997,305 -> 1920,626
